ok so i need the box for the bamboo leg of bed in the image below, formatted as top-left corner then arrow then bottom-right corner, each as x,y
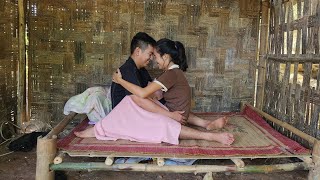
105,157 -> 115,166
231,158 -> 245,168
36,135 -> 57,180
54,152 -> 65,165
308,140 -> 320,180
203,172 -> 213,180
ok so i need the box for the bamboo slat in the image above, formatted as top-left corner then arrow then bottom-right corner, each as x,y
244,103 -> 318,145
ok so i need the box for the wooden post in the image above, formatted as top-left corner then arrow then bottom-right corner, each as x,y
36,136 -> 57,180
17,0 -> 27,130
256,0 -> 269,109
308,140 -> 320,180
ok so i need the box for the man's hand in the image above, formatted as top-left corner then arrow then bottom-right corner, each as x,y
112,69 -> 122,84
170,111 -> 187,125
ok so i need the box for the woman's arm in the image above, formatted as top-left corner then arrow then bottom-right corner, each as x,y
113,69 -> 162,98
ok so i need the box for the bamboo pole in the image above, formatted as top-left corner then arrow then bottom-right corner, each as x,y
105,156 -> 114,166
244,103 -> 318,145
54,152 -> 65,165
256,0 -> 270,109
308,140 -> 320,180
157,158 -> 165,166
17,0 -> 27,130
36,135 -> 57,180
45,112 -> 77,139
231,158 -> 245,168
50,162 -> 309,173
267,56 -> 320,63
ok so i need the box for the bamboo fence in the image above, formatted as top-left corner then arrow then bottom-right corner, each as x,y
262,0 -> 320,147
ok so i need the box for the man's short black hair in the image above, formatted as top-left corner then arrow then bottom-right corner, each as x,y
130,32 -> 156,54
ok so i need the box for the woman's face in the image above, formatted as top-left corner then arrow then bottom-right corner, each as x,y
154,50 -> 168,70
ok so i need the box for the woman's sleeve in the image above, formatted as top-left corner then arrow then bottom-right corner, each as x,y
153,70 -> 176,92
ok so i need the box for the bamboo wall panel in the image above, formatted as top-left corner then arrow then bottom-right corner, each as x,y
265,0 -> 320,146
0,0 -> 18,141
27,0 -> 259,124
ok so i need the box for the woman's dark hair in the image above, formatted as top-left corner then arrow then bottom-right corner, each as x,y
156,38 -> 188,71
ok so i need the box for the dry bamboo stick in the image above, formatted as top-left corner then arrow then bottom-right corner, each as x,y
54,152 -> 65,165
231,158 -> 245,168
45,112 -> 77,139
50,162 -> 309,173
105,156 -> 114,166
243,103 -> 317,145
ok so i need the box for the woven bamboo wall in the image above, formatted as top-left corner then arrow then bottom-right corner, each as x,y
0,0 -> 18,140
27,0 -> 259,124
265,0 -> 320,146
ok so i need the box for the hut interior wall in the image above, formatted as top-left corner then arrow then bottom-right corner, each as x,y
0,0 -> 19,141
265,0 -> 320,146
25,0 -> 259,125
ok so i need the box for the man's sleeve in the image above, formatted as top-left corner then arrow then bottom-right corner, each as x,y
121,68 -> 140,95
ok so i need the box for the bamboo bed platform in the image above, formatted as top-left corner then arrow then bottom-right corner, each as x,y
35,103 -> 320,180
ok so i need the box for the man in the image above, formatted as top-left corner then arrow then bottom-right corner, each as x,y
111,32 -> 155,108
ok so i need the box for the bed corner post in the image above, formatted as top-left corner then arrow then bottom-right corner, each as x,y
308,140 -> 320,180
36,135 -> 57,180
240,101 -> 247,113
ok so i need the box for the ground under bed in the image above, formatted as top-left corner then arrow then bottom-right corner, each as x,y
35,103 -> 320,180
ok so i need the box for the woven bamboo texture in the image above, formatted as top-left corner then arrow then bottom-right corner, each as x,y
25,0 -> 259,126
264,0 -> 320,147
0,0 -> 19,141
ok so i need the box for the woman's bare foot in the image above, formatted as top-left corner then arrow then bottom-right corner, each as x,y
206,116 -> 228,130
208,132 -> 234,145
74,127 -> 95,138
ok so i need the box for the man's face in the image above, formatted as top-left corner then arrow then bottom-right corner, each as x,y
137,45 -> 154,68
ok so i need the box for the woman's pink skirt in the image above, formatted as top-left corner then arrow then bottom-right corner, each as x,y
94,96 -> 181,145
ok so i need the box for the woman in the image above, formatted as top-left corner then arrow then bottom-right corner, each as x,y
75,39 -> 234,145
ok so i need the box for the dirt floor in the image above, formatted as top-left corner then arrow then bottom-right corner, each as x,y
0,147 -> 309,180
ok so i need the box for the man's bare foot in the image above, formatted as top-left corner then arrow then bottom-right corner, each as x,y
208,132 -> 234,145
206,116 -> 228,130
74,127 -> 95,138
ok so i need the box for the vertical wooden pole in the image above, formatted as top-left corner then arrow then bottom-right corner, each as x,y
308,140 -> 320,180
36,136 -> 57,180
256,0 -> 269,109
17,0 -> 27,129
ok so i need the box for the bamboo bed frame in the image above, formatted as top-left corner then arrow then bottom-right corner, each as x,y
35,102 -> 320,180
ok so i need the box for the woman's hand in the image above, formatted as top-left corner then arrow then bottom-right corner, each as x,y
112,69 -> 122,84
170,111 -> 187,125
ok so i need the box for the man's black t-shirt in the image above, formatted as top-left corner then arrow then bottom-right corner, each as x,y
111,57 -> 152,108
